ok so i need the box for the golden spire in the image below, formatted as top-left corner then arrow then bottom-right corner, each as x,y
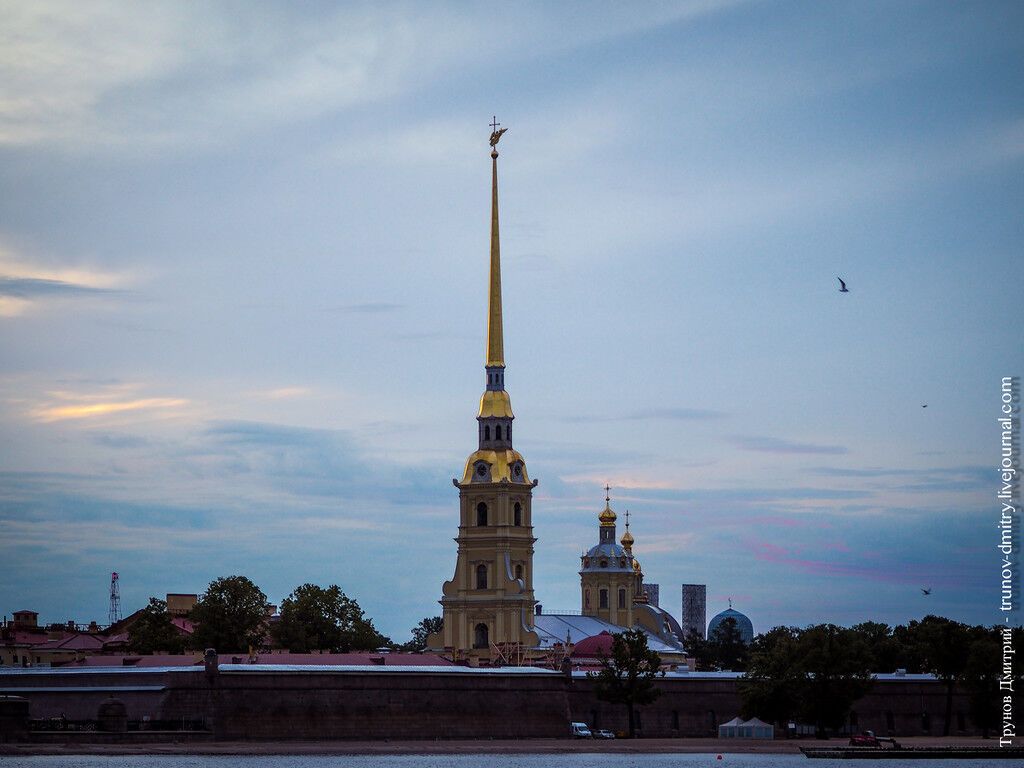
599,484 -> 617,526
620,509 -> 634,550
486,117 -> 505,368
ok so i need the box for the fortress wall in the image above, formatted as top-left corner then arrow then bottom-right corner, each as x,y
0,666 -> 982,740
567,675 -> 978,737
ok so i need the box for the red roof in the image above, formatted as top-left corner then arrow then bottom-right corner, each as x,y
571,630 -> 615,659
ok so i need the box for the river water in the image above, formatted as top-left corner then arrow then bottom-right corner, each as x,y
3,755 -> 1022,768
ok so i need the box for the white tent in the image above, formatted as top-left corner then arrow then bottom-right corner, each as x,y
717,716 -> 744,738
719,716 -> 774,739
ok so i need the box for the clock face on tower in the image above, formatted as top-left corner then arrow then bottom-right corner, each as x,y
476,463 -> 487,477
512,463 -> 522,479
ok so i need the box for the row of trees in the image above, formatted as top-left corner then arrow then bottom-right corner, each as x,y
686,615 -> 1017,738
128,576 -> 397,655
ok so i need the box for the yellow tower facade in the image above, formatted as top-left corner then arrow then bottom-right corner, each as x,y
429,125 -> 539,662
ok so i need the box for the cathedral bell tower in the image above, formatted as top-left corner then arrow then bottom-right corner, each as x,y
580,488 -> 642,628
429,123 -> 539,661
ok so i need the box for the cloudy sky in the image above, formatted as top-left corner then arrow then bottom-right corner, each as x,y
1,1 -> 1021,642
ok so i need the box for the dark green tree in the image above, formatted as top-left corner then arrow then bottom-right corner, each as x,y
851,621 -> 906,673
739,626 -> 802,726
127,598 -> 185,654
796,624 -> 873,738
963,627 -> 1001,738
271,583 -> 387,652
683,629 -> 718,671
740,624 -> 871,737
402,616 -> 443,652
589,628 -> 664,738
908,615 -> 973,736
710,616 -> 749,671
189,575 -> 269,654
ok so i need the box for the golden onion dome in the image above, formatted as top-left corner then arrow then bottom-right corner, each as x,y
599,485 -> 616,526
620,529 -> 634,548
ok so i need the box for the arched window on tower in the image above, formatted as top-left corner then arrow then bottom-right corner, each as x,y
496,425 -> 502,440
476,502 -> 488,526
515,564 -> 523,581
484,425 -> 491,441
618,588 -> 626,608
476,564 -> 487,590
584,589 -> 591,608
513,502 -> 522,526
474,623 -> 489,649
599,589 -> 609,609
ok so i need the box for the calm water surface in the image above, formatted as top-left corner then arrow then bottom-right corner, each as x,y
4,755 -> 1022,768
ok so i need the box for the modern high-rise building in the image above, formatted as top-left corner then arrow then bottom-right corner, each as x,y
681,584 -> 707,640
642,583 -> 660,608
427,126 -> 539,661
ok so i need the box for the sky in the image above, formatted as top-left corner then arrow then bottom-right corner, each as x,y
0,0 -> 1021,643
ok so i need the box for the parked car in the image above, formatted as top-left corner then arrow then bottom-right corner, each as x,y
593,729 -> 616,739
570,722 -> 592,738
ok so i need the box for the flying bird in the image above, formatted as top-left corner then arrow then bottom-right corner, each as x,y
837,277 -> 849,293
921,588 -> 931,596
922,404 -> 928,408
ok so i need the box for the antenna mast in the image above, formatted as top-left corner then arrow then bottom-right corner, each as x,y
108,572 -> 122,626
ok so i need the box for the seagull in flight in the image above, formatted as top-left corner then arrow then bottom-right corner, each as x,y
922,404 -> 928,408
921,587 -> 931,596
837,277 -> 849,293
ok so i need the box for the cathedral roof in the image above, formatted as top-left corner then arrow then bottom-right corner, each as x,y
581,542 -> 633,571
460,448 -> 530,485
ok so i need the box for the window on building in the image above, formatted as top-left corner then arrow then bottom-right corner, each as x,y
496,425 -> 502,440
477,502 -> 488,526
515,564 -> 523,580
584,589 -> 590,608
474,623 -> 489,649
484,425 -> 491,441
514,502 -> 522,526
476,564 -> 487,589
618,588 -> 626,608
599,589 -> 608,608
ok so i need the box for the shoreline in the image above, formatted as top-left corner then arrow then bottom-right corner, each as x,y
0,736 -> 1003,757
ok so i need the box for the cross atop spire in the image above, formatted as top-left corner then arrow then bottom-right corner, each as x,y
624,509 -> 630,530
605,484 -> 611,504
490,116 -> 500,132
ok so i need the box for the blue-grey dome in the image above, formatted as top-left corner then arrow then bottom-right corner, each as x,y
707,608 -> 754,644
581,542 -> 632,572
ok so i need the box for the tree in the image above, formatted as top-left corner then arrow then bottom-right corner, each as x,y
740,623 -> 871,738
589,628 -> 664,738
683,629 -> 718,671
709,616 -> 749,671
271,583 -> 387,653
127,598 -> 185,654
189,575 -> 269,654
402,616 -> 443,652
963,627 -> 1001,738
907,615 -> 973,736
739,626 -> 802,726
851,621 -> 906,673
796,624 -> 873,738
